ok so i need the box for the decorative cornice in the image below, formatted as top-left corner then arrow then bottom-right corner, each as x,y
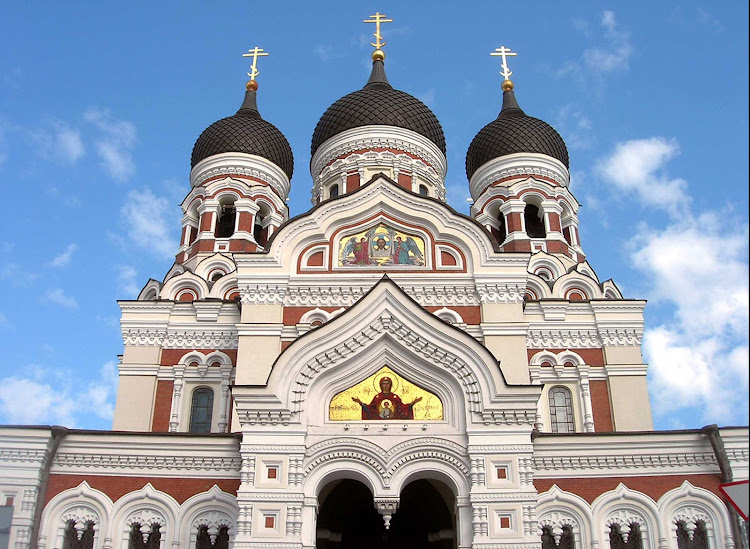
314,149 -> 446,202
53,453 -> 242,476
240,284 -> 288,305
470,152 -> 570,200
597,327 -> 643,347
310,125 -> 447,185
475,282 -> 526,304
526,329 -> 603,349
190,153 -> 291,201
121,328 -> 239,348
283,284 -> 482,307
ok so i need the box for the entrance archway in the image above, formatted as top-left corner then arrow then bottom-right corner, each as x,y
316,479 -> 456,549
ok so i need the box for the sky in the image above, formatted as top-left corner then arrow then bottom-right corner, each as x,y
0,1 -> 747,431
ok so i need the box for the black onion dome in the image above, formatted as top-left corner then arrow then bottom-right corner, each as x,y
311,59 -> 446,157
466,87 -> 569,180
191,88 -> 294,179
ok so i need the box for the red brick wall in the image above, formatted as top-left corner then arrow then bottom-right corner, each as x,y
590,379 -> 614,432
527,349 -> 606,367
346,173 -> 360,193
282,307 -> 348,326
45,474 -> 240,505
397,173 -> 412,190
441,251 -> 457,266
307,251 -> 324,267
160,349 -> 238,366
151,380 -> 174,432
534,473 -> 723,503
424,306 -> 482,325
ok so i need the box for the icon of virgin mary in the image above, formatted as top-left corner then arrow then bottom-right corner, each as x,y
352,376 -> 422,420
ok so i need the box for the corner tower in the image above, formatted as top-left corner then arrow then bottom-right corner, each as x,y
310,12 -> 447,203
467,48 -> 584,262
178,47 -> 294,266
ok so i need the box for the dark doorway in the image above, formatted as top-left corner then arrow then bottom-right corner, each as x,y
316,478 -> 455,549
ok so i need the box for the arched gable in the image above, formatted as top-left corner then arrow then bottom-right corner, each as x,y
247,174 -> 523,278
233,278 -> 540,431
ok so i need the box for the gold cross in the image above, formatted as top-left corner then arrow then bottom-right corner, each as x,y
242,47 -> 269,81
363,12 -> 393,49
490,46 -> 517,80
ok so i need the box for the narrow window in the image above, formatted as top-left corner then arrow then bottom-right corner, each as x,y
196,525 -> 231,549
524,203 -> 546,238
497,213 -> 507,244
254,214 -> 266,247
329,184 -> 339,198
189,387 -> 214,433
128,523 -> 161,549
63,520 -> 96,549
215,205 -> 236,238
676,520 -> 709,549
548,387 -> 574,433
609,523 -> 643,549
541,525 -> 575,549
418,184 -> 429,197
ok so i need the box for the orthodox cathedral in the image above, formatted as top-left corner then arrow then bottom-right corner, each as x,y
1,14 -> 747,549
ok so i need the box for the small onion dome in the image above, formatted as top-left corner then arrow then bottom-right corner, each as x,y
311,57 -> 446,158
465,81 -> 568,180
191,83 -> 294,179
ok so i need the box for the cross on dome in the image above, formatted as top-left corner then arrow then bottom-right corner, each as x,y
242,46 -> 269,89
490,46 -> 517,81
363,11 -> 393,61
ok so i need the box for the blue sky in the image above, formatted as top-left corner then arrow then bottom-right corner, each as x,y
0,1 -> 747,431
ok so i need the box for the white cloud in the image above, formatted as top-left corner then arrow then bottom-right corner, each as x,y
0,362 -> 119,427
558,11 -> 633,79
28,121 -> 85,165
595,137 -> 691,218
117,264 -> 140,296
622,183 -> 749,425
55,126 -> 85,163
554,104 -> 594,150
84,108 -> 137,181
120,188 -> 179,258
49,243 -> 77,268
42,288 -> 78,309
582,11 -> 633,73
418,89 -> 436,108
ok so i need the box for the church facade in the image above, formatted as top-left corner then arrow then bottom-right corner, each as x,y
1,24 -> 748,549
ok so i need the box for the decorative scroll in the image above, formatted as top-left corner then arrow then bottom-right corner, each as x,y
339,224 -> 425,267
329,366 -> 443,421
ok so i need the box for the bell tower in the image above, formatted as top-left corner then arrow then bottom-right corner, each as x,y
466,47 -> 584,262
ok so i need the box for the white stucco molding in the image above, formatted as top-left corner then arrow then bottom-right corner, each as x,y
469,152 -> 570,200
190,153 -> 291,201
234,278 -> 540,428
311,125 -> 447,183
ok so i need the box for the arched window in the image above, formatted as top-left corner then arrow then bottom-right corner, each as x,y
609,523 -> 643,549
676,520 -> 709,549
128,523 -> 162,549
497,213 -> 507,244
548,387 -> 574,433
253,214 -> 265,246
418,184 -> 429,197
524,203 -> 546,238
189,387 -> 214,433
329,184 -> 339,198
215,204 -> 236,238
196,525 -> 231,549
63,519 -> 96,549
541,525 -> 575,549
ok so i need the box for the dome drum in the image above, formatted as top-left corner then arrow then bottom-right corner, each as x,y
311,126 -> 446,204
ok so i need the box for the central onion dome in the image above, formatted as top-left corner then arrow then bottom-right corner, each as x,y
466,81 -> 568,180
192,83 -> 294,179
311,57 -> 446,157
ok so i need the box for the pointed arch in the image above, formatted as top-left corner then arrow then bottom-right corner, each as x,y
39,482 -> 113,549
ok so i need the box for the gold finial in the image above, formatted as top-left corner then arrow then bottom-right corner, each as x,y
242,46 -> 269,87
490,45 -> 517,89
363,11 -> 393,56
